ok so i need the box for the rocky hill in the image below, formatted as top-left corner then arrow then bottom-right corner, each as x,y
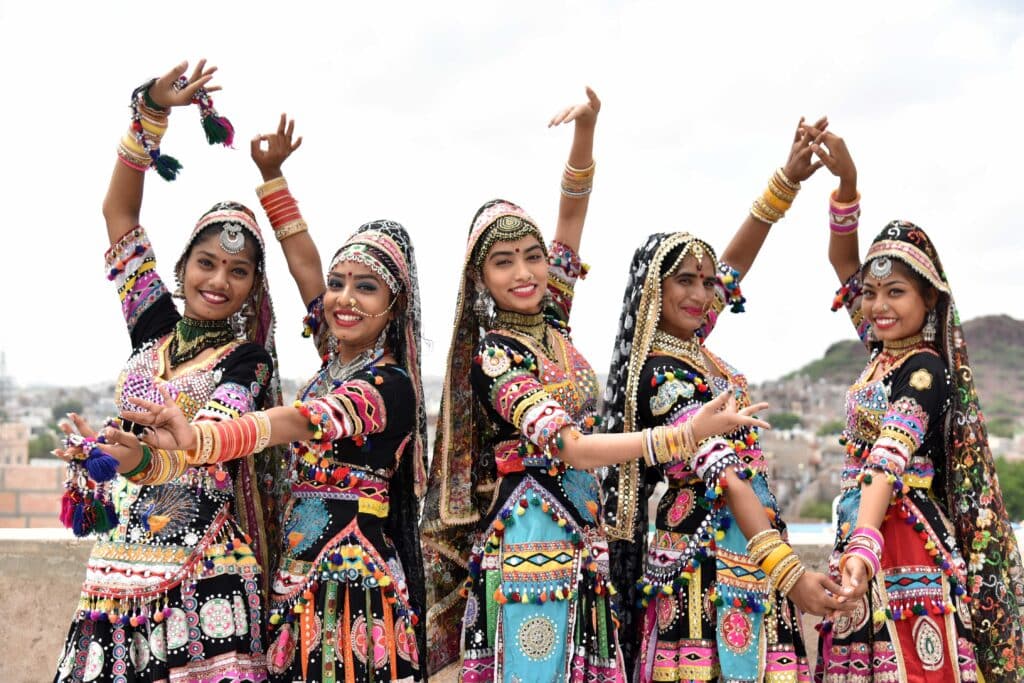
784,315 -> 1024,435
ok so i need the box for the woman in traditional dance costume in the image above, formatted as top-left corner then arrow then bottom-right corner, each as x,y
419,90 -> 771,682
808,128 -> 1024,682
54,60 -> 282,682
103,116 -> 429,682
602,119 -> 845,683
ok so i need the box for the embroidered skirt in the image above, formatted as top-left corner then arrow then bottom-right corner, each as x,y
816,487 -> 977,682
461,470 -> 625,682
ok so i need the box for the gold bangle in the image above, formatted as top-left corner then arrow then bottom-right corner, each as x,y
274,219 -> 309,242
778,562 -> 806,596
760,543 -> 794,575
746,528 -> 781,556
252,411 -> 272,452
774,167 -> 800,193
256,176 -> 289,198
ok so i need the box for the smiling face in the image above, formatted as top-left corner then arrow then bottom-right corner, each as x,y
325,261 -> 395,357
480,235 -> 548,314
862,259 -> 938,342
658,252 -> 717,339
180,231 -> 258,321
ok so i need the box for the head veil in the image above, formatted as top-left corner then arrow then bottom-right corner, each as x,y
861,221 -> 1024,679
599,232 -> 719,667
420,199 -> 545,673
175,200 -> 287,600
330,220 -> 430,663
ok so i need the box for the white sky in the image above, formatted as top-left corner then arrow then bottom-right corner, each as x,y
1,0 -> 1022,388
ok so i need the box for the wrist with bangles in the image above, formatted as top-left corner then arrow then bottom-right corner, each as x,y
750,168 -> 800,225
829,189 -> 861,235
257,176 -> 309,242
839,524 -> 883,579
746,528 -> 808,596
116,77 -> 234,181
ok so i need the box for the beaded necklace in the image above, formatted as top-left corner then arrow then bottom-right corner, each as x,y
495,308 -> 551,355
651,329 -> 708,375
167,317 -> 237,367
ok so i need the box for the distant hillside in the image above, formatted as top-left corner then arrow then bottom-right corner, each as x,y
785,315 -> 1024,435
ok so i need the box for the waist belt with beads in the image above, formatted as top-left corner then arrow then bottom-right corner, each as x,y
292,467 -> 390,518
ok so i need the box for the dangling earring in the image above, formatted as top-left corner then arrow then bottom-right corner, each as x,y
922,309 -> 938,343
230,298 -> 254,339
867,324 -> 877,342
473,284 -> 496,327
173,268 -> 185,299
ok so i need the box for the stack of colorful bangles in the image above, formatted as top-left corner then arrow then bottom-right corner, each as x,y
839,525 -> 883,579
641,422 -> 697,467
560,160 -> 595,198
190,412 -> 273,465
747,528 -> 807,597
257,177 -> 309,242
750,168 -> 800,225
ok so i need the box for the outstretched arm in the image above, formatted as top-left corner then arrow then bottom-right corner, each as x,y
550,87 -> 600,253
103,60 -> 220,244
252,114 -> 325,307
809,129 -> 861,283
719,116 -> 826,277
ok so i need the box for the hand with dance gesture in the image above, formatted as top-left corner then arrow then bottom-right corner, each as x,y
549,86 -> 601,129
806,127 -> 857,187
251,113 -> 303,181
147,59 -> 221,110
691,389 -> 771,443
787,570 -> 849,617
782,116 -> 828,183
53,412 -> 150,474
120,387 -> 197,452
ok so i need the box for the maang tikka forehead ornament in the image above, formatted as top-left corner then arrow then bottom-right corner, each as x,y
191,207 -> 261,257
869,256 -> 893,280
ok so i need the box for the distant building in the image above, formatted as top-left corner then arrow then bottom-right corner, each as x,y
0,422 -> 29,465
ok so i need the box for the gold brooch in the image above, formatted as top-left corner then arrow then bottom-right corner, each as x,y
909,368 -> 933,391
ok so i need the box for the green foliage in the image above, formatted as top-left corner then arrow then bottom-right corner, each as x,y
995,458 -> 1024,521
28,431 -> 58,460
800,500 -> 833,521
987,417 -> 1017,439
817,419 -> 846,436
784,340 -> 867,383
768,412 -> 802,431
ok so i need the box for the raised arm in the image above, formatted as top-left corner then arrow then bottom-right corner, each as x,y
251,114 -> 325,307
810,129 -> 862,284
550,87 -> 600,252
103,60 -> 220,244
719,116 -> 826,276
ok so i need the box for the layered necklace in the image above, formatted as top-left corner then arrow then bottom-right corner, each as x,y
495,308 -> 550,355
874,333 -> 928,376
168,317 -> 237,367
651,329 -> 708,375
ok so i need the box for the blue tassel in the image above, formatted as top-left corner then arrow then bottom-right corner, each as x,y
72,502 -> 89,537
84,450 -> 119,483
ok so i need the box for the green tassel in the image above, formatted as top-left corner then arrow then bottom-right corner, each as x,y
202,115 -> 234,146
153,154 -> 182,181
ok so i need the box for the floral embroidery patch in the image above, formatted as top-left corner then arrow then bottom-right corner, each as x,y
909,368 -> 933,391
